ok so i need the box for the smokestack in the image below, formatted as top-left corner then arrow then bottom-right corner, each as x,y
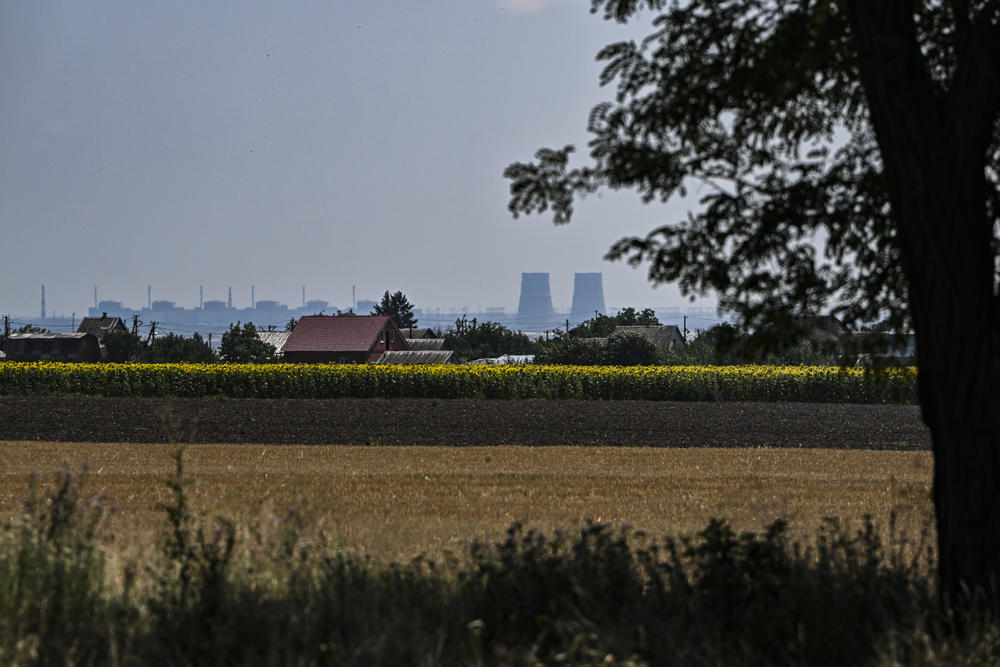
147,285 -> 151,309
302,285 -> 306,309
227,287 -> 232,309
352,285 -> 356,312
200,285 -> 204,309
41,285 -> 46,320
94,285 -> 98,309
251,285 -> 255,309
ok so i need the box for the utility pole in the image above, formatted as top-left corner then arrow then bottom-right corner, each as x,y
4,315 -> 10,339
146,321 -> 157,345
683,315 -> 688,342
565,319 -> 570,335
72,312 -> 75,331
132,315 -> 140,336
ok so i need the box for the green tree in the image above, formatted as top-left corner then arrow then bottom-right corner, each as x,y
536,330 -> 663,365
444,316 -> 538,361
101,328 -> 144,363
534,337 -> 606,365
371,290 -> 418,329
138,332 -> 217,363
219,322 -> 277,363
285,318 -> 297,332
506,1 -> 1000,607
571,307 -> 660,338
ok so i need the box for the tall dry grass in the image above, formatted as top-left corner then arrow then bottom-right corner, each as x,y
0,446 -> 992,665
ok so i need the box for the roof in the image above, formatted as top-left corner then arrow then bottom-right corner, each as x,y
401,328 -> 436,339
404,338 -> 449,351
375,350 -> 459,365
282,315 -> 401,353
257,330 -> 292,353
7,332 -> 95,341
77,316 -> 127,340
613,325 -> 685,348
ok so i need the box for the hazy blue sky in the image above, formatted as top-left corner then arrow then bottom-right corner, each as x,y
1,0 -> 716,318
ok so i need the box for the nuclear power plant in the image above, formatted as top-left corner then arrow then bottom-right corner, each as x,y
515,272 -> 608,329
570,272 -> 606,322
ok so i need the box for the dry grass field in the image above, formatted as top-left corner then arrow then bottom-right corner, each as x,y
0,441 -> 935,564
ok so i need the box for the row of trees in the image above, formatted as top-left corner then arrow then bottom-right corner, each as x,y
102,324 -> 277,364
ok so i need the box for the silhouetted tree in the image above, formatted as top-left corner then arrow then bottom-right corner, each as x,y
506,0 -> 1000,609
371,290 -> 417,329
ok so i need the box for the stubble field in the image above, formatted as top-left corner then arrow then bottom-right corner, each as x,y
0,439 -> 935,564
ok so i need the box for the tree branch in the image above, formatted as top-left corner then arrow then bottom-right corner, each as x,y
949,12 -> 1000,155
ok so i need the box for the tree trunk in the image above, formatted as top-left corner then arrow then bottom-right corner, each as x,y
844,2 -> 1000,608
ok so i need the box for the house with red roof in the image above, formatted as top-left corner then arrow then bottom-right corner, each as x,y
282,315 -> 407,363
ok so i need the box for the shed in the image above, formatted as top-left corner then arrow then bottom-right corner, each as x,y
3,333 -> 101,362
613,325 -> 686,350
77,314 -> 128,341
375,350 -> 460,365
282,315 -> 408,363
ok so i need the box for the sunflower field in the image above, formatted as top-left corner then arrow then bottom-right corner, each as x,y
0,362 -> 916,403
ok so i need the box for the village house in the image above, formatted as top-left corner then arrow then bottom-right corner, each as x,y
76,313 -> 128,342
3,333 -> 101,362
281,315 -> 407,363
613,325 -> 686,351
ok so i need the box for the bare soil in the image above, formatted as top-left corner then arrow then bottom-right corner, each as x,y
1,396 -> 930,449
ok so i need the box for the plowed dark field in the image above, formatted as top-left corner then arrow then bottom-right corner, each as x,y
1,396 -> 930,449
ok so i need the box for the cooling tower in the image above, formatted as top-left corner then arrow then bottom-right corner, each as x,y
570,272 -> 606,323
517,272 -> 554,327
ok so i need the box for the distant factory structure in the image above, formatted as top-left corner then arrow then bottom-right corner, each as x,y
85,286 -> 335,338
13,273 -> 725,342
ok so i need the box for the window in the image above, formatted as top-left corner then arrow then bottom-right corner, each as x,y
379,331 -> 385,343
388,330 -> 395,343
